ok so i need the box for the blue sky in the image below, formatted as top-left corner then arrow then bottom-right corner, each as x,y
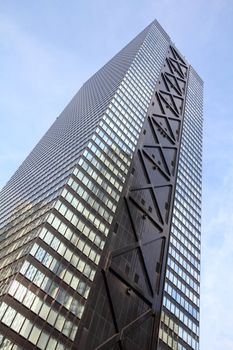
1,1 -> 233,349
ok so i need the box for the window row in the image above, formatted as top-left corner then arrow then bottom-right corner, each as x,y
169,247 -> 199,281
128,62 -> 154,94
81,153 -> 123,192
92,133 -> 131,167
179,154 -> 202,183
89,137 -> 128,174
39,226 -> 96,281
172,216 -> 200,244
174,203 -> 201,234
52,200 -> 105,251
103,111 -> 137,147
174,199 -> 201,228
160,310 -> 198,350
170,237 -> 199,269
0,159 -> 68,220
126,64 -> 153,96
175,197 -> 201,225
0,214 -> 41,251
0,243 -> 31,274
1,205 -> 48,248
182,116 -> 202,143
180,144 -> 202,171
121,79 -> 148,111
166,269 -> 199,307
85,143 -> 126,183
48,212 -> 101,265
172,221 -> 200,251
20,260 -> 84,317
0,332 -> 22,350
64,183 -> 112,225
117,85 -> 146,118
127,54 -> 156,93
31,240 -> 90,298
0,302 -> 67,350
164,283 -> 199,320
0,227 -> 38,262
96,124 -> 132,155
75,157 -> 120,203
174,200 -> 201,233
55,196 -> 108,237
179,154 -> 201,181
170,232 -> 200,261
179,151 -> 201,178
112,93 -> 143,131
0,259 -> 26,296
112,91 -> 145,122
122,78 -> 148,106
168,258 -> 199,293
8,280 -> 78,340
159,327 -> 178,350
176,189 -> 201,215
163,297 -> 199,349
0,156 -> 70,220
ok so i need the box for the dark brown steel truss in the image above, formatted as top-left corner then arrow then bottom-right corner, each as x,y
75,46 -> 189,350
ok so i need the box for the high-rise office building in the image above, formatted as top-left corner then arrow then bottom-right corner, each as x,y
0,20 -> 203,350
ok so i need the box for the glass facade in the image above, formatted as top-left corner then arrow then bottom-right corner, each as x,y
159,67 -> 203,350
0,20 -> 202,350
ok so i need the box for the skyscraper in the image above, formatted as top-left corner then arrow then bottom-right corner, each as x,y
0,19 -> 203,350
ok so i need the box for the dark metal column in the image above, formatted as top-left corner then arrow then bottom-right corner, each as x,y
75,45 -> 189,350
